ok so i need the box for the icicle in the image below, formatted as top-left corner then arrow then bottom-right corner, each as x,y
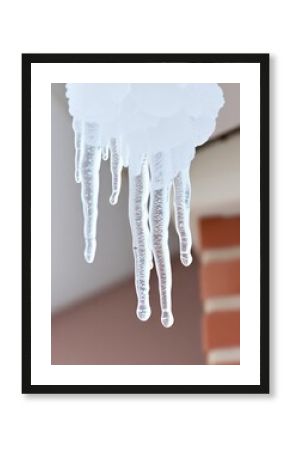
72,119 -> 84,183
150,185 -> 173,328
173,168 -> 193,267
129,158 -> 152,321
80,122 -> 101,263
109,138 -> 123,205
149,152 -> 174,328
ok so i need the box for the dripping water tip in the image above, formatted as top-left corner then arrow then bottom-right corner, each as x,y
84,238 -> 97,263
161,311 -> 174,328
109,193 -> 119,205
136,307 -> 151,322
75,171 -> 81,183
180,252 -> 193,267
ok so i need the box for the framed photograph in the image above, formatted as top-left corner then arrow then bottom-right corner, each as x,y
22,53 -> 269,394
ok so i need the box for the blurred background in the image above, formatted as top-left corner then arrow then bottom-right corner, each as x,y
51,83 -> 240,365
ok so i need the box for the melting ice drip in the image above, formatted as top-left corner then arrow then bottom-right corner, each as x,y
66,83 -> 224,327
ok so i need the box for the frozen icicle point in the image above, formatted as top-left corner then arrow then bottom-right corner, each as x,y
173,168 -> 193,267
80,122 -> 101,263
102,145 -> 109,161
161,311 -> 174,329
84,238 -> 97,264
129,158 -> 152,321
109,138 -> 123,205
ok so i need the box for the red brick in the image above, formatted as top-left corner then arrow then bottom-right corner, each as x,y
199,216 -> 240,250
200,259 -> 240,300
203,310 -> 240,351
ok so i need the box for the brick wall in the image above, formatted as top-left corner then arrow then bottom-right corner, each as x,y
199,216 -> 240,364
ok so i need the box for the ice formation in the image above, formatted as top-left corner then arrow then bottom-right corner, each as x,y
66,83 -> 224,327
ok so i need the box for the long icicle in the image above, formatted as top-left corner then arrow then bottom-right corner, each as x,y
129,158 -> 152,321
173,168 -> 193,266
150,185 -> 173,327
80,122 -> 102,263
149,153 -> 173,328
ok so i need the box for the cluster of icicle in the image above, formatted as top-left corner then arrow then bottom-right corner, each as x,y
66,83 -> 224,327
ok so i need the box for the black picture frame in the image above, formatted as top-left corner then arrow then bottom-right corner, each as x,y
22,53 -> 269,394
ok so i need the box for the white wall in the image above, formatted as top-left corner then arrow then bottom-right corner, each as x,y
189,131 -> 240,249
215,83 -> 240,137
191,132 -> 240,216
